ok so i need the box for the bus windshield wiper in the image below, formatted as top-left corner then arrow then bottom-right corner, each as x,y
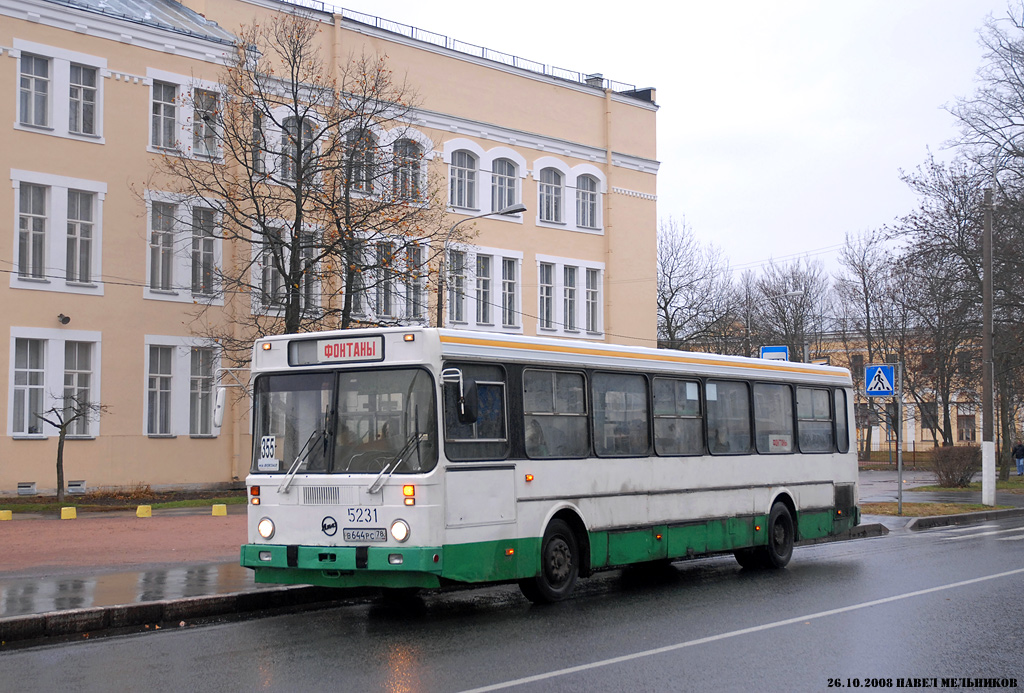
279,429 -> 323,494
367,431 -> 427,495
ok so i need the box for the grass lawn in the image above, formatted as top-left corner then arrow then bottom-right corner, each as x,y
861,501 -> 1012,516
0,487 -> 246,514
910,476 -> 1024,493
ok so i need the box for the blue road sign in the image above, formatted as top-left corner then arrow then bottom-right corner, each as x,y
760,345 -> 789,361
865,364 -> 895,397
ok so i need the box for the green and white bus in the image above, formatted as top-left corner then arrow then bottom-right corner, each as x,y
239,327 -> 859,602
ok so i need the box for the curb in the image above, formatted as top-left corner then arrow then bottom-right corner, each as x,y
0,585 -> 372,646
796,522 -> 889,546
906,507 -> 1024,531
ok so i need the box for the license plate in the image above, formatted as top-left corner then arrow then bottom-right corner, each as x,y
343,528 -> 387,542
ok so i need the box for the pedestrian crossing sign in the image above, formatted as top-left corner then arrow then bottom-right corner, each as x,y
865,364 -> 895,397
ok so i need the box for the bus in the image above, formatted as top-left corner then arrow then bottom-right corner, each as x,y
238,327 -> 859,602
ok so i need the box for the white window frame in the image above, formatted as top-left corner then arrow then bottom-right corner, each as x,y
13,41 -> 107,143
393,138 -> 424,201
476,254 -> 492,325
191,87 -> 220,159
576,175 -> 600,230
8,327 -> 103,438
143,336 -> 220,438
10,170 -> 106,296
250,224 -> 319,316
450,150 -> 478,210
144,191 -> 224,304
538,168 -> 563,224
502,257 -> 520,329
563,265 -> 578,332
190,346 -> 216,437
66,189 -> 95,284
63,340 -> 93,437
19,53 -> 50,128
68,63 -> 98,137
536,254 -> 605,338
146,68 -> 221,158
448,249 -> 468,323
533,157 -> 607,233
444,244 -> 522,333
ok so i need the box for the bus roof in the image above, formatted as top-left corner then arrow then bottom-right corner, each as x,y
252,327 -> 853,386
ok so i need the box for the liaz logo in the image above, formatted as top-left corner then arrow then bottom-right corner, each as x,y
321,516 -> 338,536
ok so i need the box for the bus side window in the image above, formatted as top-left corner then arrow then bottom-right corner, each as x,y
443,363 -> 509,461
706,380 -> 752,454
653,378 -> 703,456
835,389 -> 850,453
593,372 -> 649,457
797,387 -> 834,453
753,383 -> 794,454
523,369 -> 588,459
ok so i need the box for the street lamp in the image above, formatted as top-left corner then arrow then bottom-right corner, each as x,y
436,203 -> 527,327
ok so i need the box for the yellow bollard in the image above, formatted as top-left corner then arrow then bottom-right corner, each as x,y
212,504 -> 227,516
0,510 -> 12,521
136,505 -> 152,518
61,507 -> 77,520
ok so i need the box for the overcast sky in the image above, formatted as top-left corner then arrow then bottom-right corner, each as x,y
335,0 -> 1012,272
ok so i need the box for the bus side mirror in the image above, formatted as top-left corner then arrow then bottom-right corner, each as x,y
441,367 -> 478,425
459,380 -> 479,425
213,387 -> 226,428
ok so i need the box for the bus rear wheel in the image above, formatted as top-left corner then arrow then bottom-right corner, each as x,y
734,502 -> 794,570
519,519 -> 579,603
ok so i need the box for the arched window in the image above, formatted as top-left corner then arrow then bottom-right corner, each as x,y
539,168 -> 563,223
576,175 -> 599,229
491,158 -> 517,212
281,117 -> 314,182
393,139 -> 422,200
450,150 -> 477,208
346,128 -> 376,193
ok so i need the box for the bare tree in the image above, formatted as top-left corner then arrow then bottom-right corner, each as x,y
656,217 -> 734,351
35,394 -> 108,502
753,258 -> 831,363
146,13 -> 451,367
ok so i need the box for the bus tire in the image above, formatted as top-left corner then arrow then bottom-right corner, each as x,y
763,502 -> 794,569
519,519 -> 579,603
734,503 -> 794,570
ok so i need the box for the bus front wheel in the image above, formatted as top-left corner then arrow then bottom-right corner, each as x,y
734,502 -> 794,570
519,519 -> 579,603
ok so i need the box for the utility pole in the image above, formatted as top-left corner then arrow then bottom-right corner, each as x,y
982,188 -> 995,506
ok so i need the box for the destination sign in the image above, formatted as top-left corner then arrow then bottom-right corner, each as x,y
316,336 -> 383,363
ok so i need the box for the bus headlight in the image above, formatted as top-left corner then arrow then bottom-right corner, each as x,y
258,517 -> 276,539
390,519 -> 410,543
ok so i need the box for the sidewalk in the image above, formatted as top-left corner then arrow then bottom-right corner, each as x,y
2,471 -> 1023,645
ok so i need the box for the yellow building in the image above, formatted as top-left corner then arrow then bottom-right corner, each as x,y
0,0 -> 659,494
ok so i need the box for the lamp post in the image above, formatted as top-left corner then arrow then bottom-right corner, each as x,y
436,203 -> 527,327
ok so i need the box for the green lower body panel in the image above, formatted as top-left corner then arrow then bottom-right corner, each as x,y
241,505 -> 861,588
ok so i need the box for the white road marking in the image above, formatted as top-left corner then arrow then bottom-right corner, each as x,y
941,527 -> 1024,540
458,567 -> 1024,693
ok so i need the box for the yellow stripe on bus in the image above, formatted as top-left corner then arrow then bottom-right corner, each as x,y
439,334 -> 843,378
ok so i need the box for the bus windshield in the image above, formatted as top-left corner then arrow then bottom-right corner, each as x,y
252,368 -> 438,475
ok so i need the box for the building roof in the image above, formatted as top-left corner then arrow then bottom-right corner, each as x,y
41,0 -> 235,45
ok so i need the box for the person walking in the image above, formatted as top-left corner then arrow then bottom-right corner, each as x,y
1013,440 -> 1024,477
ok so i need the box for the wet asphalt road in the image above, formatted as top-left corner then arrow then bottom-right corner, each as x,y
3,515 -> 1023,692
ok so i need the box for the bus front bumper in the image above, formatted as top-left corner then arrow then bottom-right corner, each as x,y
241,543 -> 444,589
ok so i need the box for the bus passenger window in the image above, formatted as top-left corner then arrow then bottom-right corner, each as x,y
523,370 -> 588,458
653,378 -> 703,456
593,372 -> 649,457
706,380 -> 752,454
443,363 -> 509,461
835,389 -> 850,453
753,383 -> 794,454
797,387 -> 834,453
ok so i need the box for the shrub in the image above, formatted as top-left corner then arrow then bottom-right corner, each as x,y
930,445 -> 980,487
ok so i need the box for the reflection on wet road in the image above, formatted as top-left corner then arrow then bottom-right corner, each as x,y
0,563 -> 267,618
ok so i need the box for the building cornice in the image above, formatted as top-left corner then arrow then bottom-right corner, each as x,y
1,0 -> 233,65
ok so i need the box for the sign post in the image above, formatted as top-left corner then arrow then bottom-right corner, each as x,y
866,363 -> 903,514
